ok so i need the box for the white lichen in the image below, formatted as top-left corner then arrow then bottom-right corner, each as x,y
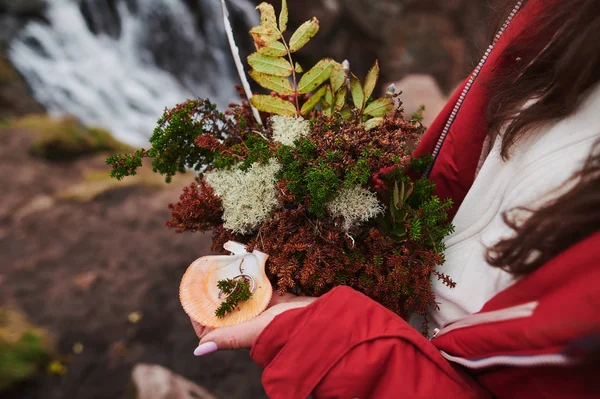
326,186 -> 385,231
270,115 -> 310,146
205,160 -> 281,234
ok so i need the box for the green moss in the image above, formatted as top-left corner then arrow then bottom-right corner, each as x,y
295,137 -> 317,162
215,278 -> 253,318
0,309 -> 51,392
276,144 -> 306,196
344,158 -> 371,188
409,154 -> 433,174
8,115 -> 131,161
306,162 -> 340,216
410,105 -> 426,123
107,99 -> 237,183
239,135 -> 272,171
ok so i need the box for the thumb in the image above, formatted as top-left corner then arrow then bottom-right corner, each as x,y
197,315 -> 271,352
193,300 -> 315,355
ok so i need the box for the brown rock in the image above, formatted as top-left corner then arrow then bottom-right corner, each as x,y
72,271 -> 100,293
128,364 -> 217,399
390,74 -> 448,128
0,52 -> 44,118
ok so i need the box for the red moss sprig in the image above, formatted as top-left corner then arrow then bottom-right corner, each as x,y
167,179 -> 223,233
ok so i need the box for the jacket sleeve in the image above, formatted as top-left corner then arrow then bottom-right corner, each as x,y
250,287 -> 489,399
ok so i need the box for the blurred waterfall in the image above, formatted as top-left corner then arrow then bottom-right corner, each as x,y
8,0 -> 258,145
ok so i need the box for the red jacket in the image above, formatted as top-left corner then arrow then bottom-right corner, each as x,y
250,1 -> 600,397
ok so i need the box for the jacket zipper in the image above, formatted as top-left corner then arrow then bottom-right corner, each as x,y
424,1 -> 524,178
431,301 -> 538,339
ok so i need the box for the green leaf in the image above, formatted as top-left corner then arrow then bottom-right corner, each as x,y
297,58 -> 334,94
340,107 -> 352,120
392,225 -> 407,237
393,182 -> 401,209
396,208 -> 408,222
322,86 -> 333,116
256,3 -> 278,30
301,85 -> 328,115
250,25 -> 279,48
334,86 -> 347,110
247,53 -> 293,76
288,17 -> 319,53
350,73 -> 365,110
398,181 -> 405,207
363,60 -> 379,101
279,0 -> 288,33
249,70 -> 295,94
324,85 -> 334,106
364,117 -> 384,131
330,62 -> 346,93
364,97 -> 394,117
405,182 -> 414,200
250,94 -> 297,116
295,62 -> 304,73
257,40 -> 288,57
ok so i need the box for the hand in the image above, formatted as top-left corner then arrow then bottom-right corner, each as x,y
191,293 -> 316,356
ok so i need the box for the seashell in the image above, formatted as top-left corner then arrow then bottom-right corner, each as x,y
179,241 -> 272,328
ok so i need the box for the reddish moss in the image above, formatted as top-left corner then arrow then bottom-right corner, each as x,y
167,179 -> 223,233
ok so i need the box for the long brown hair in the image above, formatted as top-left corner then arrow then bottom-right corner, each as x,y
484,0 -> 600,274
486,141 -> 600,275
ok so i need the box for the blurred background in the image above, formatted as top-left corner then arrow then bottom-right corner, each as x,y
0,0 -> 492,398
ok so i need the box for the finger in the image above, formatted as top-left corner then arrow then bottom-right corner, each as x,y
190,319 -> 213,340
269,292 -> 316,306
268,292 -> 297,306
199,314 -> 271,350
198,299 -> 315,351
193,298 -> 317,355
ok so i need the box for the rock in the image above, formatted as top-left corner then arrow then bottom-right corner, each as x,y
0,308 -> 51,392
0,52 -> 44,118
0,0 -> 46,17
72,271 -> 100,293
0,0 -> 48,49
6,115 -> 130,161
390,74 -> 448,128
128,364 -> 217,399
13,195 -> 55,222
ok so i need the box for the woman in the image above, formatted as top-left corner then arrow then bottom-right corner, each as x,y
191,0 -> 600,397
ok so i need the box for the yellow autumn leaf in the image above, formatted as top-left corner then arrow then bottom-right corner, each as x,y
256,3 -> 278,30
249,70 -> 295,95
364,97 -> 394,117
247,53 -> 293,77
301,85 -> 328,115
279,0 -> 288,33
330,62 -> 346,93
297,58 -> 334,94
363,60 -> 380,101
257,40 -> 288,57
350,73 -> 365,110
250,94 -> 297,116
288,17 -> 319,53
364,117 -> 384,131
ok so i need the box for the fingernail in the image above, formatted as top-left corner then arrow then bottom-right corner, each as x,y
194,341 -> 218,356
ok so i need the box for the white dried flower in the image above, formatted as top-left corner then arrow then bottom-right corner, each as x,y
270,115 -> 310,146
205,160 -> 281,234
326,186 -> 385,231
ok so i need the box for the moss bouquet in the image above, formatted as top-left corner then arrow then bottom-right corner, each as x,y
107,0 -> 454,333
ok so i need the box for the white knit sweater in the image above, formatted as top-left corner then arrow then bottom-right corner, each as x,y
414,84 -> 600,334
